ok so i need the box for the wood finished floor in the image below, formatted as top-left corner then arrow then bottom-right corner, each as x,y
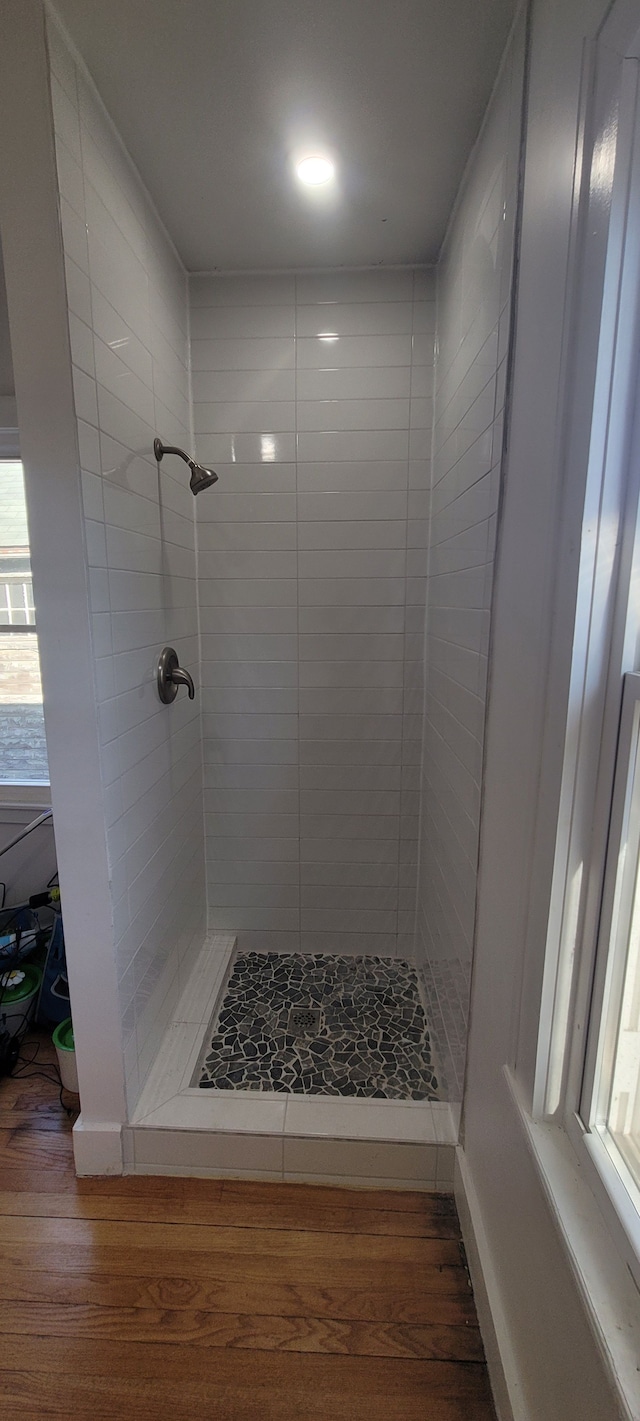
0,1029 -> 496,1420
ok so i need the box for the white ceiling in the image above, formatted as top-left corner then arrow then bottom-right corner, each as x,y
52,0 -> 516,273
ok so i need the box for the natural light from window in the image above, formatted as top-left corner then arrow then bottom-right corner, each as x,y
0,460 -> 48,783
588,681 -> 640,1210
605,722 -> 640,1190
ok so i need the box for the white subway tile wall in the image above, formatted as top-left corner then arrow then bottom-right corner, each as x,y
46,17 -> 522,1114
48,18 -> 207,1112
415,26 -> 525,1099
191,268 -> 435,958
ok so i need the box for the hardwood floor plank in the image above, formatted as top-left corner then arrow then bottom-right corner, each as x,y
0,1167 -> 456,1221
0,1241 -> 468,1294
0,1109 -> 69,1128
0,1267 -> 477,1324
0,1376 -> 494,1421
0,1110 -> 73,1131
0,1299 -> 484,1360
0,1129 -> 74,1168
0,1188 -> 460,1237
0,1347 -> 495,1421
0,1165 -> 219,1195
0,1086 -> 70,1110
221,1177 -> 457,1215
0,1030 -> 495,1420
0,1212 -> 462,1263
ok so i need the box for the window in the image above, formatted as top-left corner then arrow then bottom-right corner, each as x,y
582,674 -> 640,1215
538,25 -> 640,1293
0,461 -> 48,783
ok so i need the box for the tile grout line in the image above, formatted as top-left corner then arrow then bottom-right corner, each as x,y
294,274 -> 301,963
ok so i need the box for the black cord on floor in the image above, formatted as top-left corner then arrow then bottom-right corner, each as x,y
10,1034 -> 77,1118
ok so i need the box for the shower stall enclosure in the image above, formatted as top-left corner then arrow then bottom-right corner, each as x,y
0,1 -> 524,1182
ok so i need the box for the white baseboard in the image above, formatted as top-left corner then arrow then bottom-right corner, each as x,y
72,1116 -> 123,1175
455,1147 -> 525,1421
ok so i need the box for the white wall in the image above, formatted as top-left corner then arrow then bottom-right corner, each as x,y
191,268 -> 435,958
461,0 -> 629,1416
0,0 -> 126,1154
415,19 -> 525,1103
46,16 -> 206,1111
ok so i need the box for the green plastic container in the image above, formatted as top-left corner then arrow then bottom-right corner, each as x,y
52,1016 -> 78,1092
0,963 -> 42,1038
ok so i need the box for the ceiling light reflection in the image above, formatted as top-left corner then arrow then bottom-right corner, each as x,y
296,155 -> 335,187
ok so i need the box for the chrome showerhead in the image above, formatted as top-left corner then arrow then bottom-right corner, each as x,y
153,438 -> 218,496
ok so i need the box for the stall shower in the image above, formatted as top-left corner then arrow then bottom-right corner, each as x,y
0,3 -> 525,1179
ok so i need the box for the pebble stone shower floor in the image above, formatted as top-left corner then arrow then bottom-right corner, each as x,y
197,952 -> 439,1100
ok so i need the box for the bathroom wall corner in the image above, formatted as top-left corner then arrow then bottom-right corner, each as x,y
0,0 -> 127,1133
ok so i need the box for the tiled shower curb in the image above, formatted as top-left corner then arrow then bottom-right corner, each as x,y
127,934 -> 457,1189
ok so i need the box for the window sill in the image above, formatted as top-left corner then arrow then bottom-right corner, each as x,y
505,1065 -> 640,1421
580,1126 -> 640,1295
0,782 -> 51,811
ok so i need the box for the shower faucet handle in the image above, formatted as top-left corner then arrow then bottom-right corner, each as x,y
169,663 -> 195,699
157,646 -> 195,704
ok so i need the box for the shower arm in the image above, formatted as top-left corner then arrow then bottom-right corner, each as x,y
154,438 -> 192,467
153,437 -> 218,494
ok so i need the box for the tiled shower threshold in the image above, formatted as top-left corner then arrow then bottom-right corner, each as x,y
126,934 -> 457,1189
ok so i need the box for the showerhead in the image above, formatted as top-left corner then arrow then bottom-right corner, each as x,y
153,438 -> 218,496
189,461 -> 219,495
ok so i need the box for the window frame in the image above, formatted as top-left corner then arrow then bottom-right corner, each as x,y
574,673 -> 640,1288
535,7 -> 640,1295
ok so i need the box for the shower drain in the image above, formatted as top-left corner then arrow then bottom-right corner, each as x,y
287,1006 -> 323,1035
